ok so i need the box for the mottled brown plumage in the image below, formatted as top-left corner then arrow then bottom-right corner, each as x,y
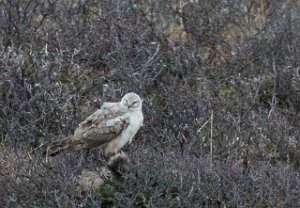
47,92 -> 143,157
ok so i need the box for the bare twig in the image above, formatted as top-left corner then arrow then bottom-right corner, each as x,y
210,110 -> 213,165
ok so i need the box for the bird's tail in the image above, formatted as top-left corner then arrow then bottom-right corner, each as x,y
46,135 -> 84,157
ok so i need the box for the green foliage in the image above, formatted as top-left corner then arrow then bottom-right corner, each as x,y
96,182 -> 117,207
219,86 -> 236,98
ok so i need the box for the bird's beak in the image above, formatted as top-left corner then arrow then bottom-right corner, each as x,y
127,102 -> 133,108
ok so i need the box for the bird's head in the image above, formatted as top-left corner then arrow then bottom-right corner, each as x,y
121,92 -> 142,111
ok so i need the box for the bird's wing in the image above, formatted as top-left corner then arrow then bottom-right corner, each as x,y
73,103 -> 129,149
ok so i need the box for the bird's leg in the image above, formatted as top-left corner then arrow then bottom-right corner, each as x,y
103,151 -> 112,162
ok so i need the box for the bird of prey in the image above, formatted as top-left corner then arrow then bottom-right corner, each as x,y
47,92 -> 144,157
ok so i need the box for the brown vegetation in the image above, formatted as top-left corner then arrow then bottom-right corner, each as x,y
1,0 -> 300,207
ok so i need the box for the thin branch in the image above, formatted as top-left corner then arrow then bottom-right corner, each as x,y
210,110 -> 213,166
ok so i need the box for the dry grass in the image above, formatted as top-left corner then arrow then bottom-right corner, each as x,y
1,0 -> 300,207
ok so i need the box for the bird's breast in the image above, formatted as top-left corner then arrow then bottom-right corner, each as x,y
129,112 -> 143,126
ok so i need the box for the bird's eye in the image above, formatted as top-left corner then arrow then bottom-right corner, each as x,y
132,101 -> 140,108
